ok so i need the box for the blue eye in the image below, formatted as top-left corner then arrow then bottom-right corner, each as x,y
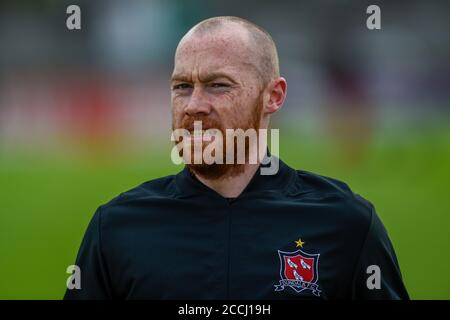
211,83 -> 229,88
173,83 -> 192,90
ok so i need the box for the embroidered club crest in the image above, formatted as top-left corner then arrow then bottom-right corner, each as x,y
274,249 -> 321,296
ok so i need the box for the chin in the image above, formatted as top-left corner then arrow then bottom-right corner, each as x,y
187,163 -> 246,181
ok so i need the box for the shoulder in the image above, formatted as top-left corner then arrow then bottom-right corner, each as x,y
295,169 -> 355,196
291,169 -> 376,229
95,174 -> 179,222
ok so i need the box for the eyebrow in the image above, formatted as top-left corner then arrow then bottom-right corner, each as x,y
171,72 -> 237,84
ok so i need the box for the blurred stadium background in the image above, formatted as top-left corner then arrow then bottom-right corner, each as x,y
0,0 -> 449,299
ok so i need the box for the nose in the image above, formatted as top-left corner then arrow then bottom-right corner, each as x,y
184,86 -> 211,116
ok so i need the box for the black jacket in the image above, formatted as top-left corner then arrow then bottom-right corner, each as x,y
64,158 -> 409,299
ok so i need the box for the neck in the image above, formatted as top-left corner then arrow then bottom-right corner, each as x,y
194,163 -> 260,198
191,135 -> 269,198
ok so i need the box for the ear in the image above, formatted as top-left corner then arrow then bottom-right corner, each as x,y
263,77 -> 287,115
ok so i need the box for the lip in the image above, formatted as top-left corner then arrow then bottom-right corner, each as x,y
183,129 -> 216,143
184,135 -> 213,143
191,135 -> 213,142
185,126 -> 213,131
186,128 -> 219,135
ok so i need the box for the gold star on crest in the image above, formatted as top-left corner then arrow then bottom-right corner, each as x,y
295,238 -> 305,248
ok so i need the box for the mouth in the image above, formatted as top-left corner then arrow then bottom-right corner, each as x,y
184,129 -> 219,143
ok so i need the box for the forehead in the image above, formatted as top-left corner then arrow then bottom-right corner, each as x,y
173,31 -> 257,79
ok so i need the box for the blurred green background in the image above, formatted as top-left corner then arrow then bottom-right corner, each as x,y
0,0 -> 449,299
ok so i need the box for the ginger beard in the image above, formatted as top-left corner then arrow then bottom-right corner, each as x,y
172,93 -> 264,181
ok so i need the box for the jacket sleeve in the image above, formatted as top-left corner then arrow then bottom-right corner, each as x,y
350,205 -> 409,299
63,207 -> 113,299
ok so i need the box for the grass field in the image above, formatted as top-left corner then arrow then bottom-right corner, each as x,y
1,125 -> 449,299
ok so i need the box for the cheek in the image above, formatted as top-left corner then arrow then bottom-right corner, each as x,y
171,99 -> 185,123
212,95 -> 238,124
171,94 -> 185,108
217,95 -> 254,127
233,90 -> 257,114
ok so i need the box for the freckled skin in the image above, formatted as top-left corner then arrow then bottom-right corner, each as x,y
171,28 -> 264,134
170,22 -> 286,182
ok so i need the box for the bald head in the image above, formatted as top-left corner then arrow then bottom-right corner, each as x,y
176,16 -> 280,87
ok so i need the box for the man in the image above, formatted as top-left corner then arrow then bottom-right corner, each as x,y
64,16 -> 409,300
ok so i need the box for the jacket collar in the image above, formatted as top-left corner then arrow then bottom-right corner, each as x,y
174,152 -> 298,200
